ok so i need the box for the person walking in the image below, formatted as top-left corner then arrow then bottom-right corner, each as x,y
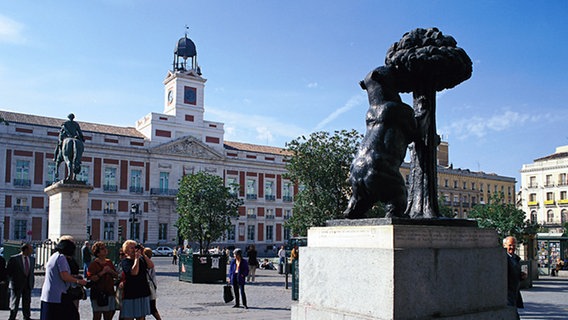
277,246 -> 286,274
143,248 -> 162,320
246,245 -> 259,282
120,240 -> 154,320
7,243 -> 34,320
82,241 -> 92,278
228,248 -> 249,309
87,241 -> 119,320
40,237 -> 87,320
503,236 -> 526,319
171,247 -> 178,265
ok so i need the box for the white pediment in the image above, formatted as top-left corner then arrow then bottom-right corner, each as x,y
150,136 -> 223,160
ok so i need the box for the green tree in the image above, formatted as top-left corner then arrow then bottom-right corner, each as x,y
175,171 -> 242,253
469,192 -> 531,241
284,129 -> 362,236
438,195 -> 454,218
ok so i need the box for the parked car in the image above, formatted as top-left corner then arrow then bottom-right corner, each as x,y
152,246 -> 174,256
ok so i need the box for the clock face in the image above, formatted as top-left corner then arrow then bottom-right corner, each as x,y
167,90 -> 174,104
184,86 -> 197,105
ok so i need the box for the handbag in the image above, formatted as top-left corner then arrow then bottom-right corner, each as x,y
66,285 -> 87,300
223,284 -> 234,303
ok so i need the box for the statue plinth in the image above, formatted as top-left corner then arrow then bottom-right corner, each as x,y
44,181 -> 93,241
291,220 -> 517,319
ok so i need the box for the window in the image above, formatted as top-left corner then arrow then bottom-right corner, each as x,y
103,222 -> 114,240
529,193 -> 537,202
246,179 -> 257,199
471,182 -> 476,190
77,165 -> 89,183
266,208 -> 275,219
284,227 -> 291,241
562,210 -> 568,224
130,169 -> 142,193
247,225 -> 255,241
561,191 -> 567,200
227,225 -> 236,241
14,220 -> 27,240
159,224 -> 168,241
104,167 -> 117,191
546,175 -> 553,187
226,177 -> 238,195
284,209 -> 292,219
444,179 -> 449,187
547,192 -> 554,201
463,182 -> 467,189
266,225 -> 274,242
547,210 -> 554,223
471,196 -> 477,205
247,208 -> 256,219
14,197 -> 29,213
159,172 -> 169,191
530,211 -> 537,223
560,173 -> 567,186
453,180 -> 458,188
529,176 -> 537,188
47,162 -> 57,185
265,181 -> 275,200
283,182 -> 293,202
480,183 -> 484,192
104,201 -> 116,214
14,160 -> 30,187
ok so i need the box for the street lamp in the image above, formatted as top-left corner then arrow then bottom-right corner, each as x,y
129,203 -> 140,240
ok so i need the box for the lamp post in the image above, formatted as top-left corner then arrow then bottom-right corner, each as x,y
129,203 -> 140,240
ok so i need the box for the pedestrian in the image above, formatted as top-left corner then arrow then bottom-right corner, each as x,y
171,246 -> 177,265
228,248 -> 249,309
246,245 -> 259,282
87,241 -> 119,320
503,236 -> 526,319
289,245 -> 299,263
40,237 -> 87,320
143,248 -> 162,320
7,243 -> 34,320
277,246 -> 286,274
82,241 -> 93,278
120,240 -> 153,320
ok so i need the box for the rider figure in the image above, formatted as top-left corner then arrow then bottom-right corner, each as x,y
54,113 -> 85,178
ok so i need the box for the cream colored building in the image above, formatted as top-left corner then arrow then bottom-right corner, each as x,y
520,145 -> 568,232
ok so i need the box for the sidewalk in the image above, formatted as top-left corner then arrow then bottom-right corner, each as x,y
0,258 -> 294,320
1,262 -> 566,319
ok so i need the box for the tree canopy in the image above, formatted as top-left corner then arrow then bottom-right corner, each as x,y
175,171 -> 242,253
284,129 -> 362,236
469,192 -> 536,242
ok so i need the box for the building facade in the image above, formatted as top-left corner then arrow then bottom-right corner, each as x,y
520,145 -> 568,232
0,34 -> 294,253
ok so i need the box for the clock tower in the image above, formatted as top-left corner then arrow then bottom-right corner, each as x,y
135,31 -> 224,149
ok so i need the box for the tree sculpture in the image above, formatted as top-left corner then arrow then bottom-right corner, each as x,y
385,27 -> 472,218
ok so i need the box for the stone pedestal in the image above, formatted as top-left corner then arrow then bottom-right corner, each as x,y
291,219 -> 517,320
45,181 -> 93,241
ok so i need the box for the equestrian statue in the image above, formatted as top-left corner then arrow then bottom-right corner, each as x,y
54,113 -> 85,182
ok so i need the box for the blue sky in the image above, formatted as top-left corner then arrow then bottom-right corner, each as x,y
1,1 -> 567,187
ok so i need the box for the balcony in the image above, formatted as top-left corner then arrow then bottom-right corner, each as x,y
247,214 -> 257,219
103,184 -> 118,192
150,188 -> 178,196
528,201 -> 538,207
246,194 -> 257,200
129,186 -> 144,194
265,195 -> 276,201
461,202 -> 470,208
103,209 -> 117,214
527,184 -> 538,189
544,200 -> 555,206
266,214 -> 275,220
283,195 -> 293,202
13,205 -> 30,213
558,199 -> 568,205
544,183 -> 555,188
13,179 -> 31,187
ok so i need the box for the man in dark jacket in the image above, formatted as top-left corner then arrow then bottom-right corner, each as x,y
503,236 -> 526,319
7,243 -> 35,320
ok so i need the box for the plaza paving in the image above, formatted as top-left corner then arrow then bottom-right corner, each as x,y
1,257 -> 567,319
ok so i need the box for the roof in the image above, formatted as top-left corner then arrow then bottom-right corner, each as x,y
534,152 -> 568,162
0,110 -> 145,138
224,140 -> 290,156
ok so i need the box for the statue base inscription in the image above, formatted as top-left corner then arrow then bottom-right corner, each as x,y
291,223 -> 517,319
45,181 -> 93,241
